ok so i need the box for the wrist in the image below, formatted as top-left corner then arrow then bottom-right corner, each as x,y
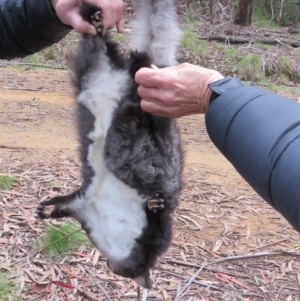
198,71 -> 224,113
208,77 -> 244,105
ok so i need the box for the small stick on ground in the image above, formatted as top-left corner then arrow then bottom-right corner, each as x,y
157,267 -> 221,290
177,264 -> 206,300
85,269 -> 112,301
250,238 -> 289,252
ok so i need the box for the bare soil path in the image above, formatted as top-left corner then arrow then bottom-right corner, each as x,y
0,66 -> 300,300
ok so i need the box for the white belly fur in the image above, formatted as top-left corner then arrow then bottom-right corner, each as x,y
75,56 -> 147,261
83,172 -> 147,260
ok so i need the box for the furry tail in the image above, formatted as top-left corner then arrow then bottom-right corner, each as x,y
130,0 -> 181,66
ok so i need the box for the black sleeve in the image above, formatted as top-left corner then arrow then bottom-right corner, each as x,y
205,78 -> 300,233
0,0 -> 71,59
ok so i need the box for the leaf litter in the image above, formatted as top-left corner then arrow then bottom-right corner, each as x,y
1,17 -> 300,297
0,153 -> 299,300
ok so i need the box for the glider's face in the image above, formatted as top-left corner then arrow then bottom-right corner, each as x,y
107,258 -> 152,289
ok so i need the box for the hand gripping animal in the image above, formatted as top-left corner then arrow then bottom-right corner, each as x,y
37,0 -> 182,288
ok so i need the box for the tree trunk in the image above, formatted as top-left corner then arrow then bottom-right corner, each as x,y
209,0 -> 219,23
234,0 -> 254,26
270,0 -> 274,20
278,0 -> 285,23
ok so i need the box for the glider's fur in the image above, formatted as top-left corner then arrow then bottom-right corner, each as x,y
37,0 -> 182,288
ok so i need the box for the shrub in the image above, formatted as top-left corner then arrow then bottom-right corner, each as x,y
0,175 -> 17,190
237,55 -> 264,81
36,222 -> 91,257
0,270 -> 20,301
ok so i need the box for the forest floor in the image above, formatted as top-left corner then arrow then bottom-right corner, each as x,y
0,65 -> 300,301
1,4 -> 300,301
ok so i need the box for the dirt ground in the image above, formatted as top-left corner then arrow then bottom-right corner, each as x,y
1,66 -> 300,300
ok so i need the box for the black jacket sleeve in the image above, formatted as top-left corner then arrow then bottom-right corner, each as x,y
205,78 -> 300,233
0,0 -> 71,59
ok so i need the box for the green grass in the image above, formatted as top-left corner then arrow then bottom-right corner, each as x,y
268,85 -> 282,93
275,57 -> 300,83
224,48 -> 241,73
287,37 -> 298,44
23,45 -> 61,65
180,9 -> 209,63
181,28 -> 209,61
261,84 -> 300,97
0,175 -> 17,190
253,7 -> 280,29
0,270 -> 20,301
211,41 -> 225,53
277,74 -> 290,85
36,222 -> 91,257
185,10 -> 198,27
114,33 -> 129,43
277,56 -> 292,75
20,31 -> 80,67
23,54 -> 40,64
237,54 -> 264,81
224,48 -> 239,58
254,42 -> 274,51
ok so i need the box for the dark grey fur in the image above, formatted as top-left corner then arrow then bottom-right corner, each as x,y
37,3 -> 183,289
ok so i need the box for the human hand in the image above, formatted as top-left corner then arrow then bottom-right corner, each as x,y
51,0 -> 125,35
135,63 -> 224,118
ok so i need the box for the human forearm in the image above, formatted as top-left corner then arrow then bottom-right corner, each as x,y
206,84 -> 300,233
0,0 -> 71,59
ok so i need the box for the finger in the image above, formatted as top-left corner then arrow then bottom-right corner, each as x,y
137,85 -> 161,102
135,68 -> 163,87
116,15 -> 125,33
68,11 -> 97,35
105,0 -> 125,32
138,85 -> 177,107
141,99 -> 200,118
141,99 -> 178,118
101,3 -> 113,35
115,1 -> 125,32
141,99 -> 169,116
